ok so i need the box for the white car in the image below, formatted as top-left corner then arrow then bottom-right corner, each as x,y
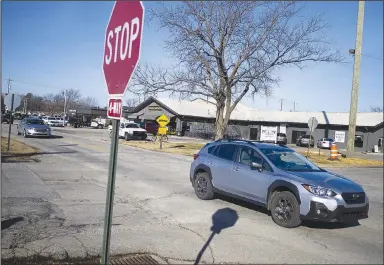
317,138 -> 334,149
108,121 -> 147,140
42,116 -> 63,127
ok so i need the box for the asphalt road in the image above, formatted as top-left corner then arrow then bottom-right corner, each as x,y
1,124 -> 383,264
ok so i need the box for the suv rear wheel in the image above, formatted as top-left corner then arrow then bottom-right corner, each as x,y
194,172 -> 214,200
270,191 -> 301,228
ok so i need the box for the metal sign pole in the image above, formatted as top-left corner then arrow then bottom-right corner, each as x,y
160,131 -> 163,150
307,119 -> 314,157
7,94 -> 15,151
101,118 -> 120,265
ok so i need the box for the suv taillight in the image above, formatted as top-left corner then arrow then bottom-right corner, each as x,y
193,154 -> 199,160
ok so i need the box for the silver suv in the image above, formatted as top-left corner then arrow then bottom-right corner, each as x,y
190,139 -> 369,228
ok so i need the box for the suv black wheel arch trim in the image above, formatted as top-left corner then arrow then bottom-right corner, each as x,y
267,180 -> 301,210
193,164 -> 212,182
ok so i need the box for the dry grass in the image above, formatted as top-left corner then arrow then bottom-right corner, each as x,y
120,140 -> 205,156
121,140 -> 382,168
300,151 -> 383,167
1,136 -> 39,155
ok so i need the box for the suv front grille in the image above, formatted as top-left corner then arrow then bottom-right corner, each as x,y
341,192 -> 365,204
133,131 -> 145,136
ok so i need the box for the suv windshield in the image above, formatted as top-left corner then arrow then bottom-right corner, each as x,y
258,148 -> 321,172
26,119 -> 45,125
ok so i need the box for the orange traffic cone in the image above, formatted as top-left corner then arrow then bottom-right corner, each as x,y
329,143 -> 339,161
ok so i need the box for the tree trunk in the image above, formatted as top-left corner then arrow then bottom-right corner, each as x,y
214,99 -> 226,140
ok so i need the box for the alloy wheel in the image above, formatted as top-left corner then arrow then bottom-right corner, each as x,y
274,199 -> 294,222
196,176 -> 208,196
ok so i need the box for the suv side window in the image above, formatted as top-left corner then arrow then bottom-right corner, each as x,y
237,146 -> 273,172
216,144 -> 237,161
207,144 -> 217,154
238,146 -> 262,166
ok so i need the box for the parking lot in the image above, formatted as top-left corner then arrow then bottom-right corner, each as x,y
1,124 -> 383,264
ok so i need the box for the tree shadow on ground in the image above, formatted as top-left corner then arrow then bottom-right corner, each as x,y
194,208 -> 238,265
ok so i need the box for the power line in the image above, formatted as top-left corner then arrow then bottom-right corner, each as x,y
6,79 -> 69,91
361,54 -> 383,61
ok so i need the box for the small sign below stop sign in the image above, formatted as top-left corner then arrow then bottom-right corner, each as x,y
103,1 -> 144,97
107,98 -> 123,119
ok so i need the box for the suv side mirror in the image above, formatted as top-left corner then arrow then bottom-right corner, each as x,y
251,161 -> 263,170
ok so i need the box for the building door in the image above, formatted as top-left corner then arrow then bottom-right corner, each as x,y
250,128 -> 258,140
292,130 -> 306,144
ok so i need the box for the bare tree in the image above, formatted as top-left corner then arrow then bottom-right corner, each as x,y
57,89 -> 82,112
79,96 -> 99,108
370,106 -> 383,112
125,98 -> 139,108
129,1 -> 343,139
43,93 -> 58,114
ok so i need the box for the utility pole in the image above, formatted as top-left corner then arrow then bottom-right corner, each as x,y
24,98 -> 29,114
6,78 -> 12,95
347,1 -> 365,157
293,101 -> 296,112
62,90 -> 67,126
280,98 -> 284,111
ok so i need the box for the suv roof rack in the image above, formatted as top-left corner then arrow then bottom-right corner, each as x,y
214,138 -> 290,148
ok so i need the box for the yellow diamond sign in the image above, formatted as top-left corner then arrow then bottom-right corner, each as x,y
156,114 -> 170,127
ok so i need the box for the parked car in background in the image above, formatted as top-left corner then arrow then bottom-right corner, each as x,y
296,135 -> 314,147
317,138 -> 334,149
90,117 -> 108,129
1,113 -> 13,124
108,121 -> 148,140
17,118 -> 51,138
276,133 -> 287,145
42,116 -> 63,127
138,121 -> 159,135
190,139 -> 369,228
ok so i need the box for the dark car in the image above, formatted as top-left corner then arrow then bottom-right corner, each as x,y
139,121 -> 159,135
1,113 -> 13,124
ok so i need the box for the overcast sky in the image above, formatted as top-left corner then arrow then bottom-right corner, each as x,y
2,1 -> 383,112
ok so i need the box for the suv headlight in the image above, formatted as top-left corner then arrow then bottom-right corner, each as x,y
302,184 -> 337,197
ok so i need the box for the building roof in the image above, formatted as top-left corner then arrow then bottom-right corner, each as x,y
139,97 -> 383,127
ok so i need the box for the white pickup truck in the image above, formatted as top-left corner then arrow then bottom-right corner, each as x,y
108,120 -> 147,140
91,117 -> 108,129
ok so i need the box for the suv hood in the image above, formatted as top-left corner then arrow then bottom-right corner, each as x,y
287,170 -> 364,193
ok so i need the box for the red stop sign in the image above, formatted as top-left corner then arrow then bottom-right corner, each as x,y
103,1 -> 144,97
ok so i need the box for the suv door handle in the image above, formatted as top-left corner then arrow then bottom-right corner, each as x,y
233,166 -> 240,171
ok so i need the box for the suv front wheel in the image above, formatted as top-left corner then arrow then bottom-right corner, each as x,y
270,191 -> 301,228
194,172 -> 214,200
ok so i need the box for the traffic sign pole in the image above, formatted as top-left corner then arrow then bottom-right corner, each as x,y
101,118 -> 120,265
307,118 -> 314,157
7,94 -> 14,151
101,1 -> 144,264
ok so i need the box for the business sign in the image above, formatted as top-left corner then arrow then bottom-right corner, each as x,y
334,131 -> 345,143
260,126 -> 278,142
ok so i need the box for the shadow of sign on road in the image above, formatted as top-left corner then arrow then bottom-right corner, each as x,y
1,217 -> 24,231
194,208 -> 238,265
